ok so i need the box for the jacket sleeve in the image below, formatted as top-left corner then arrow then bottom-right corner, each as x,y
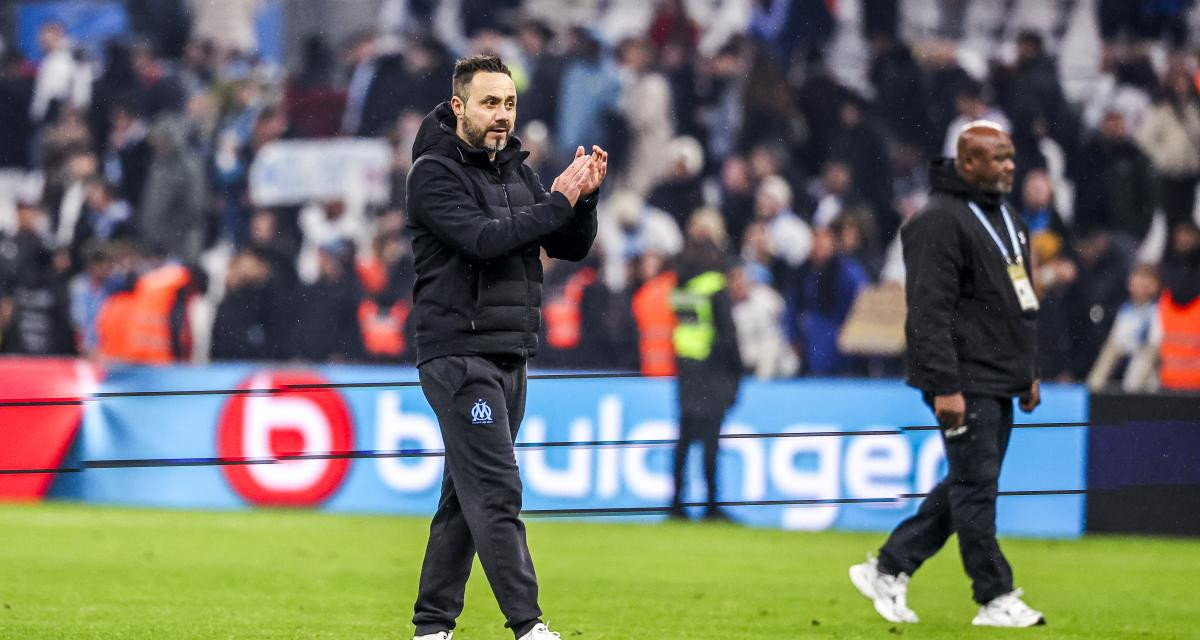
711,287 -> 745,375
903,207 -> 964,395
407,158 -> 576,262
530,165 -> 599,262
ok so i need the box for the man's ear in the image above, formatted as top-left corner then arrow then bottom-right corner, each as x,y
450,95 -> 464,118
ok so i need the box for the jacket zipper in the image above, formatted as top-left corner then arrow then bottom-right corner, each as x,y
497,175 -> 531,339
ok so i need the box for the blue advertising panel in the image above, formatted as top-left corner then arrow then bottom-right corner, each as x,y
60,365 -> 1088,537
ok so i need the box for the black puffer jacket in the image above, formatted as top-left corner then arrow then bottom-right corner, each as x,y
903,159 -> 1037,397
406,102 -> 598,365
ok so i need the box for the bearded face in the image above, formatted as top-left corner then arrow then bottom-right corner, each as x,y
461,109 -> 509,153
453,71 -> 517,156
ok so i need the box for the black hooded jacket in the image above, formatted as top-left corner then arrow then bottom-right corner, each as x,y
902,159 -> 1037,397
406,102 -> 598,365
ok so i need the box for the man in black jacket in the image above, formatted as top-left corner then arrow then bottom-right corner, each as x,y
849,123 -> 1046,629
406,55 -> 606,640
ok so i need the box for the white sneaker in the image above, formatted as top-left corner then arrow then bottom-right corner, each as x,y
972,588 -> 1046,627
517,622 -> 561,639
848,554 -> 920,623
413,632 -> 452,640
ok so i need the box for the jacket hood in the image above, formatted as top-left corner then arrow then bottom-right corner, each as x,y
412,101 -> 525,167
928,158 -> 1004,208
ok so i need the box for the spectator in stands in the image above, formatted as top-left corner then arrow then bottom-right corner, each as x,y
830,97 -> 896,240
740,49 -> 801,151
1074,110 -> 1157,243
44,146 -> 98,252
103,102 -> 153,212
729,262 -> 797,379
1019,170 -> 1078,379
749,0 -> 835,64
140,115 -> 206,263
188,0 -> 263,56
514,19 -> 566,131
129,39 -> 186,119
868,32 -> 933,151
646,136 -> 705,228
1159,222 -> 1200,389
992,31 -> 1077,155
833,209 -> 883,281
795,49 -> 855,172
340,30 -> 407,138
0,201 -> 76,355
210,249 -> 280,361
356,217 -> 415,362
554,27 -> 621,160
784,225 -> 869,375
943,80 -> 1009,159
69,241 -> 119,357
88,41 -> 138,158
1137,67 -> 1200,230
614,37 -> 673,196
649,0 -> 700,52
1087,264 -> 1162,391
284,35 -> 346,138
69,178 -> 133,270
808,160 -> 857,229
124,0 -> 191,59
754,174 -> 812,271
247,208 -> 297,279
0,51 -> 35,171
30,22 -> 91,128
630,249 -> 677,376
719,154 -> 756,248
597,190 -> 682,290
291,239 -> 365,362
1069,228 -> 1136,379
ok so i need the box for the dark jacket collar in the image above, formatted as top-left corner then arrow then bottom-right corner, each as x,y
411,101 -> 528,170
928,158 -> 1004,209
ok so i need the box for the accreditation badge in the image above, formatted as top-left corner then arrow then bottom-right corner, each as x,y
1007,262 -> 1039,312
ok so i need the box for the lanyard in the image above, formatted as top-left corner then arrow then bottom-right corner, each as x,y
967,202 -> 1022,265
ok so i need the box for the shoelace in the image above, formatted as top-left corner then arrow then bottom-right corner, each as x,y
994,588 -> 1033,614
880,573 -> 912,608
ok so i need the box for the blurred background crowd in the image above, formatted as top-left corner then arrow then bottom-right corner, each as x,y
0,0 -> 1198,391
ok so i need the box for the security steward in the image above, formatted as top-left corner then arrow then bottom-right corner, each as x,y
849,122 -> 1047,628
406,55 -> 607,640
668,222 -> 742,521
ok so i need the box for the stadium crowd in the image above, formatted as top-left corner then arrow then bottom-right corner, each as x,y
0,0 -> 1198,390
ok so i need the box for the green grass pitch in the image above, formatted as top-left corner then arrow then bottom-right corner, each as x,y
0,503 -> 1195,639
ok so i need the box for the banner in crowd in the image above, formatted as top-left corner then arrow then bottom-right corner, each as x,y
51,364 -> 1088,537
249,139 -> 392,206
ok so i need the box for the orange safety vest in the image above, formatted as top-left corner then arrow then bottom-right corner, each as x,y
97,264 -> 192,364
357,258 -> 388,296
359,299 -> 409,358
1159,291 -> 1200,390
544,267 -> 597,350
632,271 -> 677,376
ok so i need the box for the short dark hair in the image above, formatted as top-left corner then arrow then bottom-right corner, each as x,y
452,55 -> 511,101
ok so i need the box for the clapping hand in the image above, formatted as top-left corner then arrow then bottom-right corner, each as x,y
579,145 -> 608,195
550,150 -> 593,206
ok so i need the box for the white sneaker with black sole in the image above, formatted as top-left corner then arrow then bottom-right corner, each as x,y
413,632 -> 452,640
848,554 -> 919,623
972,588 -> 1046,627
517,622 -> 561,639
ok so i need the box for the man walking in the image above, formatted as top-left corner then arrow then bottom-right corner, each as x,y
849,122 -> 1046,628
406,55 -> 607,640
